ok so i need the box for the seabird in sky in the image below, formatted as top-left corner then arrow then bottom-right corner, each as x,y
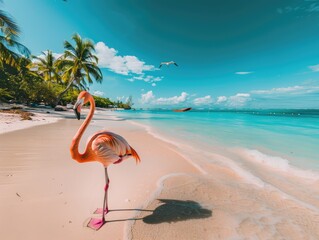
159,61 -> 178,68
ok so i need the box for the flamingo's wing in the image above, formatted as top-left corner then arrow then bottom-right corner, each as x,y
91,133 -> 125,162
92,137 -> 119,165
91,132 -> 135,165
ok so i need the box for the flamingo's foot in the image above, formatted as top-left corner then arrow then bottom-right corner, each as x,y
87,218 -> 105,230
94,208 -> 109,214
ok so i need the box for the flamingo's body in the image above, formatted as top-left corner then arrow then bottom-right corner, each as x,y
159,61 -> 178,68
70,91 -> 140,230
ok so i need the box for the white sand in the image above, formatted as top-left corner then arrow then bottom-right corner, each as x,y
0,112 -> 59,135
0,113 -> 197,240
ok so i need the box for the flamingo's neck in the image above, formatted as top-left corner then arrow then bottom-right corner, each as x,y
70,95 -> 95,161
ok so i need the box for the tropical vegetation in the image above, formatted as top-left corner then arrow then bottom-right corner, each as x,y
0,7 -> 133,109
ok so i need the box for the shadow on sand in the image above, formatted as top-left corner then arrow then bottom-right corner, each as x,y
107,199 -> 212,224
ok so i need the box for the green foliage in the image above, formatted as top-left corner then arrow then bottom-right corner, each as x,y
30,50 -> 60,83
60,88 -> 80,105
27,81 -> 60,106
0,87 -> 13,101
0,10 -> 129,110
112,96 -> 134,109
93,95 -> 113,108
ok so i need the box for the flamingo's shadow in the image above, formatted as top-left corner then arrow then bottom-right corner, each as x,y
107,199 -> 212,224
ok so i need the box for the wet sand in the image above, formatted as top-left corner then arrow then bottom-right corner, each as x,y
132,173 -> 319,239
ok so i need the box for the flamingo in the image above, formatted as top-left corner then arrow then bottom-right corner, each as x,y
70,91 -> 140,230
159,61 -> 178,68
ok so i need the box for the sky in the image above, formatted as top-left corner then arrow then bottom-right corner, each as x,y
2,0 -> 319,109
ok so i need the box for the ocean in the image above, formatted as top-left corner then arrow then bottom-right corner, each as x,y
115,109 -> 319,172
102,108 -> 319,199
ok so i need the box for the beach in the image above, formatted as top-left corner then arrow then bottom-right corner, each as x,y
1,108 -> 319,239
0,109 -> 198,240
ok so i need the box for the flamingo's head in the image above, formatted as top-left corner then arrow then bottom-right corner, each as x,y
73,91 -> 91,120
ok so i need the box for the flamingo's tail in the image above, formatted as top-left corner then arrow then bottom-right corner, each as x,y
130,146 -> 141,164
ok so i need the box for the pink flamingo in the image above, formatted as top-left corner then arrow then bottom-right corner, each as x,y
70,91 -> 140,230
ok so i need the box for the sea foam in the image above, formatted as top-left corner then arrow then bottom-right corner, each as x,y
236,148 -> 319,181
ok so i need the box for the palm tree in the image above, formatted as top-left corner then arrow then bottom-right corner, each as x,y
30,50 -> 60,83
55,33 -> 102,105
0,8 -> 30,67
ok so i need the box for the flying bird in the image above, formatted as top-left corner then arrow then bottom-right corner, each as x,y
70,91 -> 140,230
159,61 -> 178,68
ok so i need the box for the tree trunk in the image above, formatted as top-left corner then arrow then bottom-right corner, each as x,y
54,79 -> 75,106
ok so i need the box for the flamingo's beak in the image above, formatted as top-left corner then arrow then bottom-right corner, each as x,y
73,98 -> 84,120
74,108 -> 81,120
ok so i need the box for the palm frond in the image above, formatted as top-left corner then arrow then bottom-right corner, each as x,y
0,10 -> 20,38
64,40 -> 76,54
55,33 -> 103,103
0,35 -> 30,57
0,42 -> 20,66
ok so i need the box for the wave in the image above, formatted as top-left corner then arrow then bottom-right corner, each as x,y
235,148 -> 319,181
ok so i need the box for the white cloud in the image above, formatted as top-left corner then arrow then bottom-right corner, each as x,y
151,83 -> 156,87
141,91 -> 155,104
235,71 -> 253,75
152,76 -> 163,82
193,95 -> 213,105
140,91 -> 188,105
251,85 -> 309,95
228,93 -> 251,107
95,42 -> 155,75
214,84 -> 319,108
93,91 -> 105,97
309,64 -> 319,72
123,56 -> 153,74
156,92 -> 188,105
237,93 -> 250,97
128,74 -> 163,85
143,75 -> 153,82
216,96 -> 227,104
132,75 -> 145,81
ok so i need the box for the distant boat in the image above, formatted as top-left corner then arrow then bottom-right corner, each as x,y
173,107 -> 192,112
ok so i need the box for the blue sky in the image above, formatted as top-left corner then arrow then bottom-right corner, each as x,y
2,0 -> 319,108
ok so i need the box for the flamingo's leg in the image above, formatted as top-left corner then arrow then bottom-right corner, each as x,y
88,168 -> 109,230
93,167 -> 110,214
102,167 -> 110,217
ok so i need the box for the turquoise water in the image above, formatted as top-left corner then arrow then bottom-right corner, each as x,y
115,109 -> 319,171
